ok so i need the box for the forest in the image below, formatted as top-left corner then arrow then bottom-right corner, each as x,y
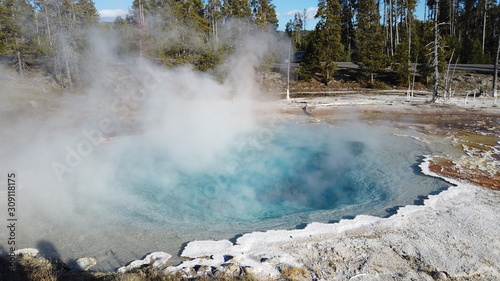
0,0 -> 499,90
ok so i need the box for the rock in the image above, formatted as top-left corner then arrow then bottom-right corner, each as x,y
71,257 -> 97,271
431,271 -> 448,280
29,100 -> 39,108
117,252 -> 171,273
180,266 -> 197,278
13,248 -> 39,257
216,263 -> 243,278
196,265 -> 214,278
349,273 -> 382,280
181,240 -> 234,259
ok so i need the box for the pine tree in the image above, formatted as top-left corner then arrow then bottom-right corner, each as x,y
340,0 -> 354,60
75,0 -> 99,26
250,0 -> 278,30
426,0 -> 500,64
131,0 -> 158,20
0,1 -> 18,55
285,12 -> 305,49
390,0 -> 417,86
316,0 -> 343,83
392,42 -> 410,85
354,0 -> 387,84
223,0 -> 251,20
0,3 -> 7,54
300,0 -> 343,84
205,0 -> 223,43
0,0 -> 37,78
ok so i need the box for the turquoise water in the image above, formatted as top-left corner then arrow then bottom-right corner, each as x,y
15,119 -> 451,271
108,121 -> 447,227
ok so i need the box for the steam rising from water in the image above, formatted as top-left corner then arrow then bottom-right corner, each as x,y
1,28 -> 277,223
0,29 -> 449,271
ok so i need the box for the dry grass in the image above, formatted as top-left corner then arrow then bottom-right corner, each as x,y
279,266 -> 310,281
0,255 -> 264,281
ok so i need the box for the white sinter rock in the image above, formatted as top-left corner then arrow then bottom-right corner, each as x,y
72,257 -> 97,271
162,157 -> 500,280
117,252 -> 172,273
13,248 -> 39,257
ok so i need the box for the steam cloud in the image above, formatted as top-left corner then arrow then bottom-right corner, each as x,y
0,22 -> 448,271
99,9 -> 129,20
0,25 -> 288,228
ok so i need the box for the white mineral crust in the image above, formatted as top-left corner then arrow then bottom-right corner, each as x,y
117,252 -> 171,273
164,157 -> 500,280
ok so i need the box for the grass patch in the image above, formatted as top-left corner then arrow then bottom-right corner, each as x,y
0,255 -> 263,281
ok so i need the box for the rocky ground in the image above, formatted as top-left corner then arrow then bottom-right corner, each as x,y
272,94 -> 499,191
175,177 -> 499,281
160,96 -> 499,281
2,66 -> 499,280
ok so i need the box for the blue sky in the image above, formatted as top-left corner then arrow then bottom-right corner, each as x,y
95,0 -> 426,30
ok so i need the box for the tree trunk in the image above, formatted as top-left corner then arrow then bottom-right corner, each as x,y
432,0 -> 440,102
287,41 -> 291,99
214,19 -> 218,44
17,49 -> 24,79
65,53 -> 73,90
45,8 -> 52,46
450,0 -> 454,34
384,0 -> 389,56
482,0 -> 487,54
407,7 -> 412,60
389,0 -> 394,56
493,33 -> 500,99
395,4 -> 399,47
35,12 -> 40,46
302,9 -> 307,31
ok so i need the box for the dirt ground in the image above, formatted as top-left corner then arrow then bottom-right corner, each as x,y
1,65 -> 499,280
268,93 -> 499,191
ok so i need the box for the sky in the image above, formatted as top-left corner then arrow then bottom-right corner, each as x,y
94,0 -> 426,30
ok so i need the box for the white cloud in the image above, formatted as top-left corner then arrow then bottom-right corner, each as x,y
281,7 -> 318,19
99,9 -> 129,20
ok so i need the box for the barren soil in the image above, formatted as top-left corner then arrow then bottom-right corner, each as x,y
1,67 -> 499,280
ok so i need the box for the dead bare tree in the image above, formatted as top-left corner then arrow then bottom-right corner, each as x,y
443,49 -> 456,100
494,32 -> 500,103
53,31 -> 78,89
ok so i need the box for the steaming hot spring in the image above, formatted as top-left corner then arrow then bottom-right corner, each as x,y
5,65 -> 450,272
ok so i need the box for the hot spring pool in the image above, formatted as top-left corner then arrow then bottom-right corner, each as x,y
16,118 -> 450,271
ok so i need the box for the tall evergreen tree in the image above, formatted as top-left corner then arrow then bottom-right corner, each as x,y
177,0 -> 209,32
205,0 -> 223,43
340,0 -> 354,59
131,0 -> 159,20
75,0 -> 99,26
390,0 -> 417,86
285,12 -> 305,49
300,0 -> 343,84
223,0 -> 251,20
354,0 -> 387,83
250,0 -> 278,30
0,0 -> 36,78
